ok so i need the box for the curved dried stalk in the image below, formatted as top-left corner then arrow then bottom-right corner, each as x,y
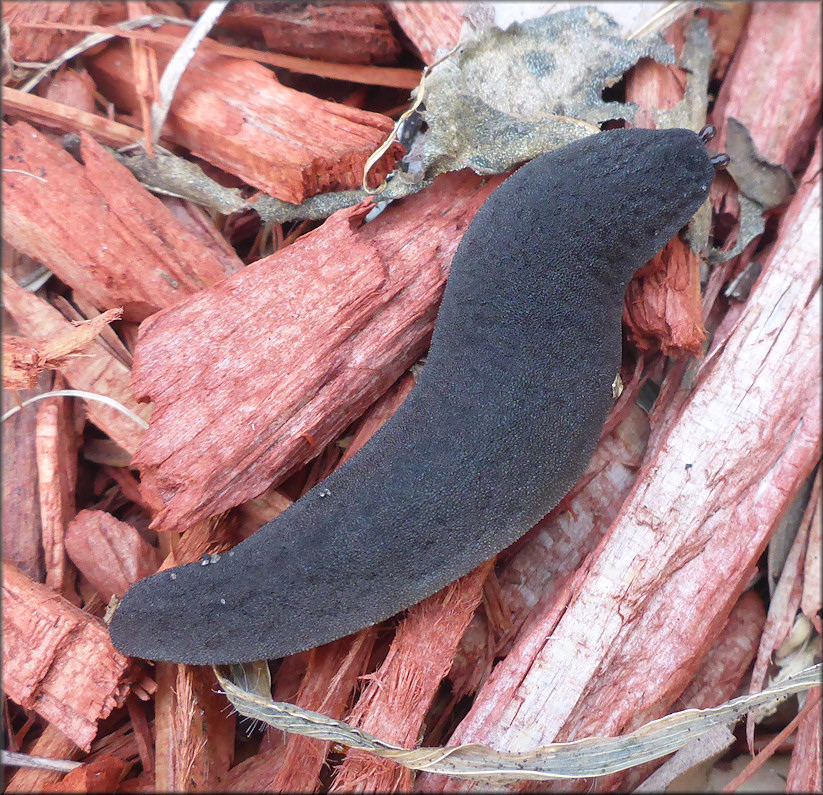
214,662 -> 821,783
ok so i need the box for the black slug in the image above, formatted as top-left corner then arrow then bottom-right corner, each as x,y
110,128 -> 718,665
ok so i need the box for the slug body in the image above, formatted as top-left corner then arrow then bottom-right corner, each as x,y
110,128 -> 715,664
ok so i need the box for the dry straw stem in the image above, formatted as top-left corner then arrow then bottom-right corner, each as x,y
16,14 -> 193,94
0,750 -> 81,773
3,724 -> 82,793
214,663 -> 821,783
2,88 -> 144,147
1,390 -> 149,430
628,0 -> 734,41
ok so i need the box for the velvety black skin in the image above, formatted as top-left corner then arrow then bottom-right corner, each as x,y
110,128 -> 715,664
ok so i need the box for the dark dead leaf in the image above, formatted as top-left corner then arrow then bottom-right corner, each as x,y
725,118 -> 796,209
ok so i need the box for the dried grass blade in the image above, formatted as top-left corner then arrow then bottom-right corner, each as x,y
1,390 -> 149,430
150,0 -> 230,142
18,14 -> 193,94
214,663 -> 822,782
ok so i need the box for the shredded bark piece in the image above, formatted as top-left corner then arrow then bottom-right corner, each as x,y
786,686 -> 823,793
16,21 -> 422,89
86,29 -> 403,203
43,754 -> 126,793
270,633 -> 377,792
332,562 -> 492,792
711,2 -> 821,172
3,309 -> 122,390
2,87 -> 145,147
745,469 -> 821,750
2,272 -> 150,455
2,564 -> 135,751
152,664 -> 234,790
64,510 -> 162,602
35,386 -> 80,602
624,238 -> 707,357
3,1 -> 109,62
2,122 -> 234,321
199,1 -> 402,65
388,2 -> 465,65
131,170 -> 503,533
2,377 -> 46,582
621,18 -> 710,357
704,4 -> 752,82
621,590 -> 767,791
44,65 -> 97,113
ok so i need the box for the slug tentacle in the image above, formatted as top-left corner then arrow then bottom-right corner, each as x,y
109,128 -> 717,665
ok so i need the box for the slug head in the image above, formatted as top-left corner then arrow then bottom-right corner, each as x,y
592,127 -> 717,280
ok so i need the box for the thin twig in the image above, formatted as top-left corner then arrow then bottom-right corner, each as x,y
3,87 -> 145,147
19,22 -> 422,89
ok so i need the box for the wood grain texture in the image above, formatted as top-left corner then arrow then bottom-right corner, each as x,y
3,1 -> 109,62
420,136 -> 821,795
619,590 -> 767,791
269,633 -> 377,793
197,1 -> 402,65
1,383 -> 45,580
332,563 -> 492,793
2,564 -> 134,751
2,253 -> 47,582
64,510 -> 162,602
4,724 -> 82,793
2,123 -> 233,321
131,169 -> 503,534
86,33 -> 402,203
711,1 -> 821,172
1,87 -> 146,147
35,390 -> 80,601
786,684 -> 823,793
152,663 -> 235,792
3,309 -> 122,390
